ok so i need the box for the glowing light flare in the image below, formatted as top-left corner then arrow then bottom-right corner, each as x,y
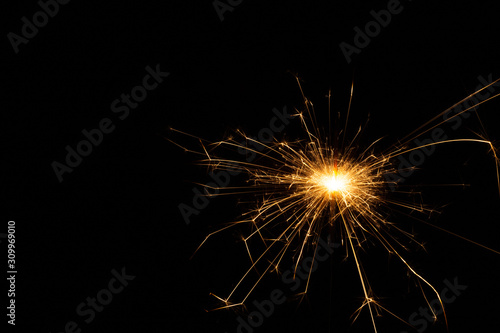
170,74 -> 500,333
319,171 -> 348,194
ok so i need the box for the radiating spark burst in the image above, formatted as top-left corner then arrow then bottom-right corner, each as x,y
170,75 -> 500,332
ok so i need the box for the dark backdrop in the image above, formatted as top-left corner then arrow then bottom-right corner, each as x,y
3,1 -> 500,332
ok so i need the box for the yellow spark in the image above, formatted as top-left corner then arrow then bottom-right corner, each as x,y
170,74 -> 500,332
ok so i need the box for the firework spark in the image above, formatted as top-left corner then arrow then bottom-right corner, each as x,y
170,75 -> 500,332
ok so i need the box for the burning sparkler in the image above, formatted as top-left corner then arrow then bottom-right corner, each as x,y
170,74 -> 500,332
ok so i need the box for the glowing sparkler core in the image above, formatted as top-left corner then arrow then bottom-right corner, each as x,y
320,171 -> 347,193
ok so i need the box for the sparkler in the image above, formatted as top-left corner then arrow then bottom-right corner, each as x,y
170,74 -> 500,332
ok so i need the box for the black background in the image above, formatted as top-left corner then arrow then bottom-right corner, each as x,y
3,1 -> 500,332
